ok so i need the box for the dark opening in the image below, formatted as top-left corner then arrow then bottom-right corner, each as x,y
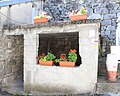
38,32 -> 82,66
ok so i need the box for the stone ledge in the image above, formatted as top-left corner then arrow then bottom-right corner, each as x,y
3,19 -> 101,30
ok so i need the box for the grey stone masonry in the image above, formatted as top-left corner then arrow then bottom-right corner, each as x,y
0,31 -> 6,89
40,0 -> 120,46
0,34 -> 24,89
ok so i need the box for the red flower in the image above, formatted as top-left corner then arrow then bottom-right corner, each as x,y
60,54 -> 67,61
73,49 -> 77,52
70,49 -> 77,53
60,54 -> 65,58
41,53 -> 46,58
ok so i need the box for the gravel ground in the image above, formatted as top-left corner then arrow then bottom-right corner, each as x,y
0,91 -> 119,96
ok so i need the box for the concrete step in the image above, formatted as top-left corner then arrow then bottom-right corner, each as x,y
96,82 -> 120,94
2,80 -> 24,95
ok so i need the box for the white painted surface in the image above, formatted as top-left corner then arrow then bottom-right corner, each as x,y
106,54 -> 118,71
0,3 -> 32,30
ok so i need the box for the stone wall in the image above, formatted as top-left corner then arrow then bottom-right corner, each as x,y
0,34 -> 24,88
41,0 -> 120,56
0,31 -> 6,89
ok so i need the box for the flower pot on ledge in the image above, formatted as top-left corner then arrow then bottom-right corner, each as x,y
39,60 -> 54,66
34,18 -> 48,24
59,61 -> 75,67
70,14 -> 87,21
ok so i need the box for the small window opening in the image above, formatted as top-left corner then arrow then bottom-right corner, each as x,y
38,32 -> 82,67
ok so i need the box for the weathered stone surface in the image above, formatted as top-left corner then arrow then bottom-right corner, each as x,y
100,8 -> 109,14
0,35 -> 24,87
0,61 -> 4,71
96,83 -> 120,94
0,71 -> 4,79
102,20 -> 111,25
106,25 -> 116,31
104,14 -> 116,19
8,59 -> 17,65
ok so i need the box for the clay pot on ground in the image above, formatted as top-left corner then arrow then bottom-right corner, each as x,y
106,54 -> 118,82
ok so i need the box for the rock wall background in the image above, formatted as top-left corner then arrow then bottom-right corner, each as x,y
0,34 -> 24,88
42,0 -> 120,56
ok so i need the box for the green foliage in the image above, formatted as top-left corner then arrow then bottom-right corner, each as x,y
55,59 -> 60,63
80,7 -> 87,14
40,52 -> 56,61
68,52 -> 77,62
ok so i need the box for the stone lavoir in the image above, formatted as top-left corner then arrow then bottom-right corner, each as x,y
2,20 -> 100,95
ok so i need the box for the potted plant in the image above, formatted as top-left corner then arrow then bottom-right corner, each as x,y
34,11 -> 52,24
39,52 -> 56,66
69,7 -> 87,21
59,49 -> 77,67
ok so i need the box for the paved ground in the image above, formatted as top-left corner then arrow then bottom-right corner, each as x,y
0,91 -> 120,96
0,91 -> 12,96
0,76 -> 119,96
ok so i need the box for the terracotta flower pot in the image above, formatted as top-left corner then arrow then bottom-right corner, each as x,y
107,71 -> 117,82
59,61 -> 75,67
70,14 -> 87,21
39,60 -> 54,66
34,18 -> 48,24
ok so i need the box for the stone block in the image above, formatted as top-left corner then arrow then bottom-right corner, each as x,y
86,8 -> 93,15
110,31 -> 116,39
3,76 -> 14,85
88,14 -> 102,19
94,8 -> 100,13
102,20 -> 111,25
100,8 -> 109,14
101,26 -> 107,31
8,59 -> 17,65
12,65 -> 20,73
104,14 -> 116,19
92,3 -> 101,8
0,61 -> 4,70
117,13 -> 120,17
104,31 -> 111,36
4,65 -> 12,75
105,2 -> 115,10
0,55 -> 5,61
0,70 -> 4,78
106,25 -> 116,31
